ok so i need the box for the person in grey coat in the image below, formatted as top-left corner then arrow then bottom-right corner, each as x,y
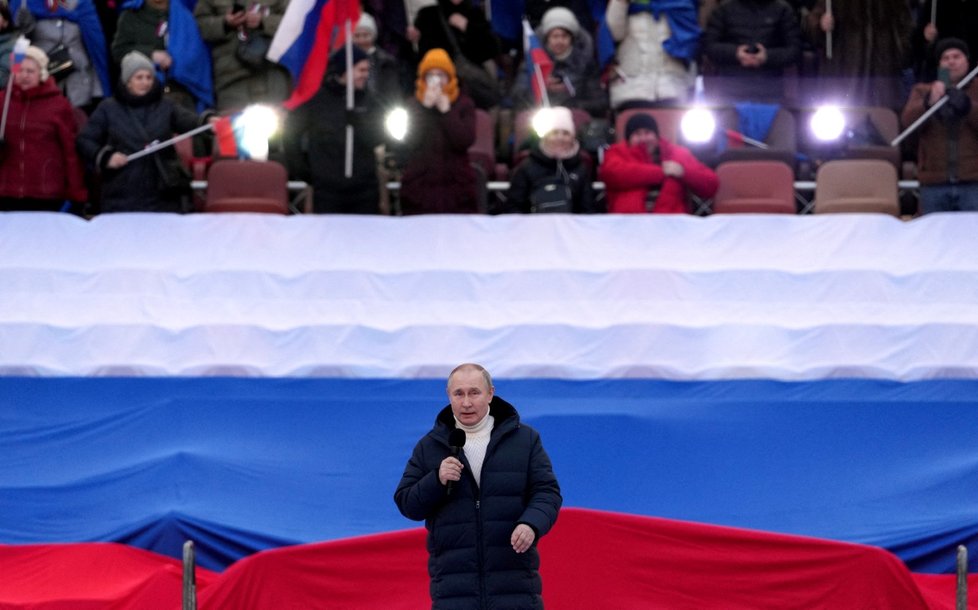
395,363 -> 562,609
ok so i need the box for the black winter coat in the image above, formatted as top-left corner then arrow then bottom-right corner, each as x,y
284,79 -> 385,214
394,397 -> 562,610
77,82 -> 204,213
703,0 -> 801,102
503,145 -> 600,214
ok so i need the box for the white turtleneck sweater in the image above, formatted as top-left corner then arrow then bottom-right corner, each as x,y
455,412 -> 494,487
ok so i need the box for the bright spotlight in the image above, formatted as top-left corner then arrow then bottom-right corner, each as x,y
810,106 -> 846,142
234,104 -> 280,161
385,107 -> 408,141
531,107 -> 557,138
680,107 -> 716,144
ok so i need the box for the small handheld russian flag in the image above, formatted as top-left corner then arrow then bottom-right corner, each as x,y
10,36 -> 30,78
522,19 -> 553,107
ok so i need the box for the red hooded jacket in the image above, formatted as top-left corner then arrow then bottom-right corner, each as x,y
0,78 -> 87,203
599,137 -> 718,214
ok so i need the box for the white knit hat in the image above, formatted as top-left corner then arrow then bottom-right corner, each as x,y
120,51 -> 155,85
545,106 -> 575,136
356,13 -> 378,38
540,7 -> 580,39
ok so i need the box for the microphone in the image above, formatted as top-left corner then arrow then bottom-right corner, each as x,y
446,428 -> 466,496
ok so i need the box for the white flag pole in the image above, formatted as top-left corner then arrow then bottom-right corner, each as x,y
125,123 -> 215,162
344,18 -> 354,178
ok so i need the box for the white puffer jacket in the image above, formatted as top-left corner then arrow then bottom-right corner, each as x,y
606,0 -> 691,107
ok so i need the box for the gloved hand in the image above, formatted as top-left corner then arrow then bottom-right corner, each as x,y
945,87 -> 972,116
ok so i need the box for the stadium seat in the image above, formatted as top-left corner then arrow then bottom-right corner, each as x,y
713,106 -> 798,170
712,160 -> 797,214
813,159 -> 900,215
468,108 -> 497,180
203,160 -> 289,214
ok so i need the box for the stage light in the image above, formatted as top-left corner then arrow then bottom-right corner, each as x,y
531,107 -> 558,138
235,104 -> 280,161
810,106 -> 846,142
385,107 -> 408,141
680,107 -> 716,144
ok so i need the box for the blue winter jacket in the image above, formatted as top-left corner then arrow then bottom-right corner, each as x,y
394,397 -> 562,609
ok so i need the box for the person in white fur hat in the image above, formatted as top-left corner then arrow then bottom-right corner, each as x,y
501,106 -> 600,214
0,45 -> 88,212
353,12 -> 406,109
509,6 -> 607,118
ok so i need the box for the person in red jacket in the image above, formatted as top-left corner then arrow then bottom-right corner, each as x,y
0,46 -> 87,212
599,113 -> 718,214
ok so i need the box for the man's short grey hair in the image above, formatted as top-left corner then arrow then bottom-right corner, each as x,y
447,363 -> 494,390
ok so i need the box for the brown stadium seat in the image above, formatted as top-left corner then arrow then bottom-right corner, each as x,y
203,159 -> 289,214
813,159 -> 900,216
712,160 -> 797,214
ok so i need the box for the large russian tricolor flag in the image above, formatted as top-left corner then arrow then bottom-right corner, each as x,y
1,212 -> 977,607
266,0 -> 360,109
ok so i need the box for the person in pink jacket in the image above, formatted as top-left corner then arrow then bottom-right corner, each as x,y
599,113 -> 718,214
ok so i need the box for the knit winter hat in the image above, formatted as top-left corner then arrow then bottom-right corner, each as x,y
415,48 -> 459,103
121,51 -> 155,84
355,12 -> 377,38
625,113 -> 659,140
545,106 -> 576,136
540,7 -> 580,39
417,48 -> 456,81
935,37 -> 970,61
326,46 -> 370,78
23,45 -> 49,82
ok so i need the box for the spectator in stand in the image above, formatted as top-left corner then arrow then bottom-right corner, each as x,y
394,48 -> 478,214
0,46 -> 87,212
15,0 -> 111,111
510,7 -> 608,119
0,4 -> 21,86
284,47 -> 385,214
604,0 -> 702,110
111,0 -> 194,109
193,0 -> 289,111
410,0 -> 500,108
911,0 -> 978,83
354,12 -> 407,110
702,0 -> 801,105
599,112 -> 718,213
901,38 -> 978,214
804,0 -> 913,110
77,51 -> 216,213
500,106 -> 600,214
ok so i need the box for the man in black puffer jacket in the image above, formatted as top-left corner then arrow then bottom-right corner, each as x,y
395,363 -> 562,609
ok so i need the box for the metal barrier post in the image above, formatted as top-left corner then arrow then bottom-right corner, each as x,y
183,540 -> 197,610
957,545 -> 969,610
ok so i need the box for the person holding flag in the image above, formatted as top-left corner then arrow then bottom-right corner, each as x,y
283,46 -> 386,213
76,51 -> 217,213
510,8 -> 607,118
0,45 -> 87,212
